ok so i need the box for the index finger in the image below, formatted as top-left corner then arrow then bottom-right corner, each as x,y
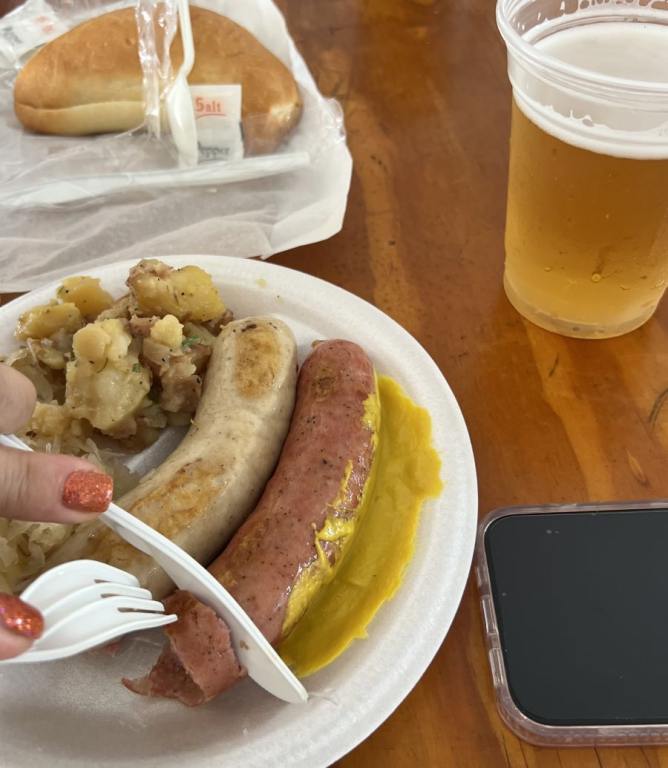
0,365 -> 36,434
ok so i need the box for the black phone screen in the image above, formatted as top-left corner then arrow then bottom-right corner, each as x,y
485,508 -> 668,726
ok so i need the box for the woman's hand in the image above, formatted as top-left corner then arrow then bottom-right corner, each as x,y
0,363 -> 113,659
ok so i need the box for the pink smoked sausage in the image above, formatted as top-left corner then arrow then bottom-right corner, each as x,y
124,339 -> 378,705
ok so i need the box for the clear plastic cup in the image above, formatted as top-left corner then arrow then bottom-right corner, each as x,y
497,0 -> 668,339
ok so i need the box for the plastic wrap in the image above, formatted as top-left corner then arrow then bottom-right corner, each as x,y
135,0 -> 178,139
0,0 -> 352,290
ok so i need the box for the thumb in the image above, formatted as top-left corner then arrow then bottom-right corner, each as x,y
0,594 -> 43,660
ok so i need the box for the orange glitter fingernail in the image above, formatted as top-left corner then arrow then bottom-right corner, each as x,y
0,594 -> 44,639
62,470 -> 113,513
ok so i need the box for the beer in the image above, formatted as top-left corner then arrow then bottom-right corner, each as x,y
505,102 -> 668,337
502,22 -> 668,338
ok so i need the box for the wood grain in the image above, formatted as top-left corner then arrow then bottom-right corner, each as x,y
3,0 -> 668,765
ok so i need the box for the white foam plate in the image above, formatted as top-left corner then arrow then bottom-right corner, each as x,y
0,256 -> 477,768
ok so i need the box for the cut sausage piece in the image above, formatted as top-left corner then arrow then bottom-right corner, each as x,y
123,591 -> 245,706
127,340 -> 379,705
43,316 -> 298,599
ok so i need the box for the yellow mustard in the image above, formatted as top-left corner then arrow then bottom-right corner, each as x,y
279,375 -> 443,677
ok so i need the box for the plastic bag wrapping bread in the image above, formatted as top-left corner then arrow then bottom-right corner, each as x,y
0,0 -> 351,290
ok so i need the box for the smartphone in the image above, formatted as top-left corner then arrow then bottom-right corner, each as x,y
476,502 -> 668,747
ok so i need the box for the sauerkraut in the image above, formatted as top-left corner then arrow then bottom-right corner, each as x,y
0,519 -> 73,594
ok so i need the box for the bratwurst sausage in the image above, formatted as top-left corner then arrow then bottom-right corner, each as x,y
45,316 -> 298,599
125,339 -> 379,705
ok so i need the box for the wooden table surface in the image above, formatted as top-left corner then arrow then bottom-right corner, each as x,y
3,0 -> 668,766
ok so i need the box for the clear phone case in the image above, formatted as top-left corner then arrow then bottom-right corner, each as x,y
476,501 -> 668,747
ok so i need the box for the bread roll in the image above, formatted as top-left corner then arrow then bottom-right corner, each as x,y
14,6 -> 302,154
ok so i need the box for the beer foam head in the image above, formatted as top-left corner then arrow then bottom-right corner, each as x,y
498,1 -> 668,158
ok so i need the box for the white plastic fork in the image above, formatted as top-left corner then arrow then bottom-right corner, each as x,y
165,0 -> 198,167
0,434 -> 308,704
4,560 -> 176,663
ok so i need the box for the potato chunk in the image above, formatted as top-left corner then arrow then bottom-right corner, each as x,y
73,319 -> 130,364
20,402 -> 93,456
29,403 -> 89,441
56,277 -> 113,320
66,320 -> 151,437
16,301 -> 83,341
150,314 -> 184,349
127,260 -> 225,323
